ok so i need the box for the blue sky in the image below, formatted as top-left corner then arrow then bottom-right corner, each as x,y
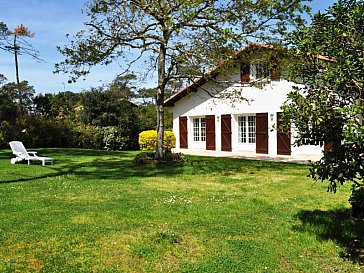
0,0 -> 337,94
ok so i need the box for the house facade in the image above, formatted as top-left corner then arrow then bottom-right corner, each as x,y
164,43 -> 325,160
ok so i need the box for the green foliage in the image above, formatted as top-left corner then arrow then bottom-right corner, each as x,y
137,105 -> 157,131
80,86 -> 137,127
78,86 -> 141,150
49,91 -> 81,120
74,124 -> 102,149
282,0 -> 364,202
0,73 -> 145,150
33,93 -> 54,116
0,92 -> 17,122
139,130 -> 176,151
0,115 -> 141,151
11,117 -> 77,148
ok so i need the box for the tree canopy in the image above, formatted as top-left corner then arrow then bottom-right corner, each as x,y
56,0 -> 311,159
282,0 -> 364,198
0,81 -> 35,116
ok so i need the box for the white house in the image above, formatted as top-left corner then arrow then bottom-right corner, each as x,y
164,43 -> 330,161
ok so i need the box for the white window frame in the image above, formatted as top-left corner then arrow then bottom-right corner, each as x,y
238,115 -> 256,144
193,117 -> 206,142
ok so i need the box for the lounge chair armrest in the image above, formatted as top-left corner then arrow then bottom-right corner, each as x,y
28,151 -> 38,156
13,152 -> 26,159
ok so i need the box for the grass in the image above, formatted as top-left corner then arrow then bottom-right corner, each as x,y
0,148 -> 363,272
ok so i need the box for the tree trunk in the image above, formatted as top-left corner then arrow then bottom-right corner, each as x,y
14,35 -> 20,84
155,41 -> 167,160
14,34 -> 24,116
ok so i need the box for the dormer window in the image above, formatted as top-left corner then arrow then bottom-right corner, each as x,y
240,61 -> 281,83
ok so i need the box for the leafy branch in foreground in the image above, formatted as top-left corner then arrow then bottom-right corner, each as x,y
281,0 -> 364,216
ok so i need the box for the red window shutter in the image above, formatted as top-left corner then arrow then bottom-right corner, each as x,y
206,115 -> 216,150
221,114 -> 232,151
179,116 -> 188,149
256,113 -> 269,154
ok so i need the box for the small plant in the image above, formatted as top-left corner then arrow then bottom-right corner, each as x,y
133,151 -> 186,164
133,152 -> 155,164
348,184 -> 364,219
161,151 -> 186,163
152,232 -> 182,245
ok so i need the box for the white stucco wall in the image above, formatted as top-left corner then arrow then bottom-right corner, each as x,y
168,65 -> 323,157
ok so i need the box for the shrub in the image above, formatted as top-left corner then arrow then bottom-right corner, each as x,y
75,124 -> 102,149
139,130 -> 176,151
101,126 -> 131,151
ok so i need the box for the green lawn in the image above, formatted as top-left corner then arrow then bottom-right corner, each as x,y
0,148 -> 363,272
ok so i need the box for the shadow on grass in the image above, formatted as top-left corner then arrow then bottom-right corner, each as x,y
0,148 -> 307,184
0,149 -> 186,184
293,208 -> 364,265
0,150 -> 12,160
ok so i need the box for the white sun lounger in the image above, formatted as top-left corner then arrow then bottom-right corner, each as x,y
9,141 -> 53,166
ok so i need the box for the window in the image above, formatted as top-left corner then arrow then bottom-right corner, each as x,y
193,117 -> 206,142
238,115 -> 256,144
255,63 -> 270,79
